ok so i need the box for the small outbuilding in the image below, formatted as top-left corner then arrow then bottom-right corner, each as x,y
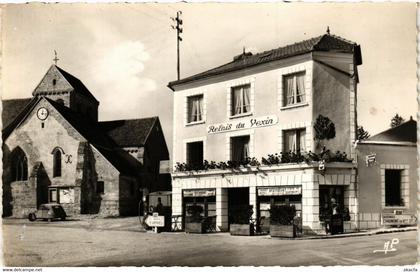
356,118 -> 417,229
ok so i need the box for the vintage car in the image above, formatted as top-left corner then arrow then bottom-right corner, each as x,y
28,203 -> 67,222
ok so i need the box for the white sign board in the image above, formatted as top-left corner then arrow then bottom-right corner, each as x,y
59,188 -> 74,204
257,186 -> 302,196
207,115 -> 278,134
183,189 -> 216,197
145,213 -> 165,227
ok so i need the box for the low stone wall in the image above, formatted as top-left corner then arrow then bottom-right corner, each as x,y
10,180 -> 37,218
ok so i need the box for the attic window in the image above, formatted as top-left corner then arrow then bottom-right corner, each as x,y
52,79 -> 57,86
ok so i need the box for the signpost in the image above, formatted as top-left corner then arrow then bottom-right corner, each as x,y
145,212 -> 165,233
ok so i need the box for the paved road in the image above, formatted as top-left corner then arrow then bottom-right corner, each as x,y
2,223 -> 417,267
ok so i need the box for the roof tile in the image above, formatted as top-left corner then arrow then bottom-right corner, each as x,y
168,34 -> 358,88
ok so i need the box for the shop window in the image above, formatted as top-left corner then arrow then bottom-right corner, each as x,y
186,141 -> 203,168
53,149 -> 62,177
10,147 -> 28,181
283,72 -> 305,106
231,135 -> 250,162
385,169 -> 403,206
187,95 -> 204,123
185,196 -> 216,219
319,186 -> 345,222
97,181 -> 104,194
231,84 -> 251,116
283,129 -> 306,153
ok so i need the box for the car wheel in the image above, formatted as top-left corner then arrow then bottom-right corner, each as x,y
28,213 -> 36,222
61,216 -> 66,221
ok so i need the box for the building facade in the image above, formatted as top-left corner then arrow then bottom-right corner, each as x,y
169,33 -> 363,234
2,65 -> 170,218
356,119 -> 417,229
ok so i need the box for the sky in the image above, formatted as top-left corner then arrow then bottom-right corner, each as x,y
2,3 -> 417,156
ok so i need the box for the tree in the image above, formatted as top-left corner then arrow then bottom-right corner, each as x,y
314,115 -> 336,141
357,126 -> 370,140
390,114 -> 405,128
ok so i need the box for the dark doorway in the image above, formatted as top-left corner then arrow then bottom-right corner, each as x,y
36,166 -> 49,208
385,169 -> 402,206
228,187 -> 249,229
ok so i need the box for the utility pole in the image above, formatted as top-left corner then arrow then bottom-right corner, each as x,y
171,11 -> 183,80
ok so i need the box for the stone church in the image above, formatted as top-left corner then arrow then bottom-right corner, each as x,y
2,64 -> 170,218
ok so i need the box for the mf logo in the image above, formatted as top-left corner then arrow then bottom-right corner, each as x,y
373,238 -> 399,254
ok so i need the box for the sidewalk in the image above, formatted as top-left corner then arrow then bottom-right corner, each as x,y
2,216 -> 416,238
298,226 -> 417,240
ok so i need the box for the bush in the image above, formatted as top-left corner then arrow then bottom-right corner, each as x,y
186,204 -> 204,223
270,205 -> 296,225
230,205 -> 253,224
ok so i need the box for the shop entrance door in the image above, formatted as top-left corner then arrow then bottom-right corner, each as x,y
228,187 -> 249,229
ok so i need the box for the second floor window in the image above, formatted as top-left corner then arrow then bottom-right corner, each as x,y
283,72 -> 305,106
231,84 -> 251,116
187,141 -> 203,168
53,149 -> 62,177
231,135 -> 250,162
187,95 -> 203,123
283,129 -> 306,153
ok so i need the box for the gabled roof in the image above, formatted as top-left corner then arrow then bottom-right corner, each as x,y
99,117 -> 157,147
2,98 -> 32,128
365,119 -> 417,143
2,97 -> 39,140
33,65 -> 98,103
168,34 -> 361,89
46,98 -> 142,176
2,96 -> 141,176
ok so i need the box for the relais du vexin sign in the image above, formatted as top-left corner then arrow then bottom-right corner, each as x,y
207,115 -> 278,134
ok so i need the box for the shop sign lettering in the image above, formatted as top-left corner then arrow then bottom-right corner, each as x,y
183,189 -> 216,197
207,115 -> 278,134
257,186 -> 301,196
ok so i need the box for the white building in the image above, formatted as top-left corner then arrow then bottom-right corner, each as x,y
168,32 -> 363,234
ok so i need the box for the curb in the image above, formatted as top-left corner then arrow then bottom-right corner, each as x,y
299,226 -> 417,240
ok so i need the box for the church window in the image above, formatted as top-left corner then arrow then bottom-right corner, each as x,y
11,147 -> 28,181
130,181 -> 135,196
53,149 -> 62,177
56,99 -> 64,105
52,79 -> 57,86
97,181 -> 104,194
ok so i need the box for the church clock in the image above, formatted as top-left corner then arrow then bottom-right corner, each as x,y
37,107 -> 49,121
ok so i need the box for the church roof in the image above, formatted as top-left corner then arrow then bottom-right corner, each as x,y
32,65 -> 99,103
364,118 -> 417,143
2,98 -> 32,128
46,98 -> 142,176
168,33 -> 362,89
99,117 -> 158,147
